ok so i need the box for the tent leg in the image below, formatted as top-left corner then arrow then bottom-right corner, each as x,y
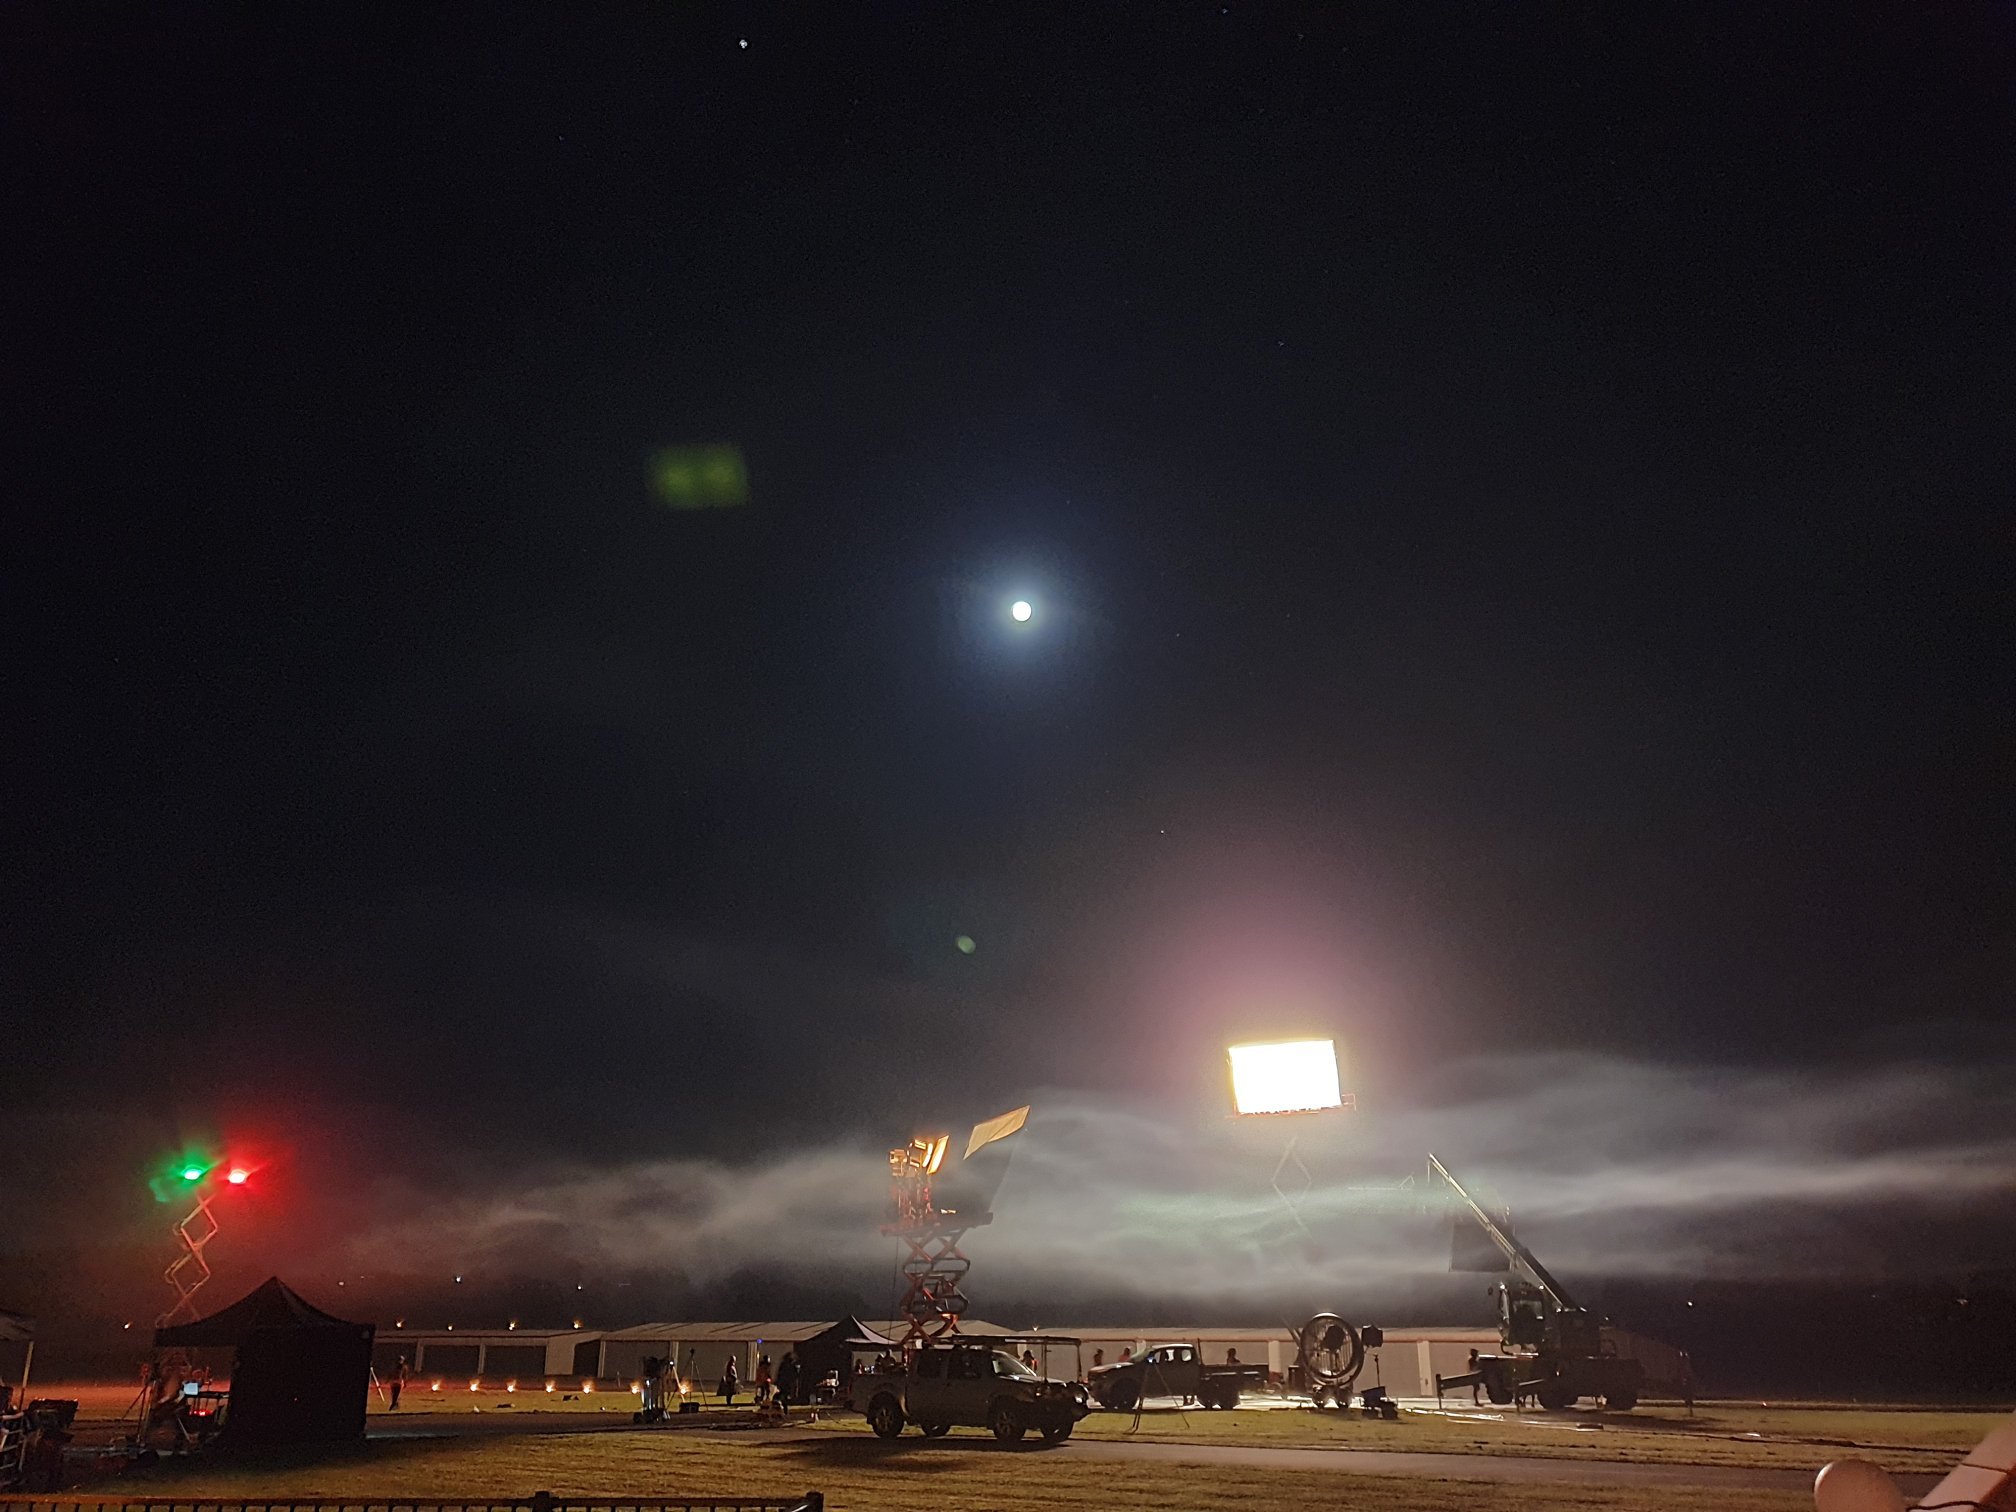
17,1341 -> 31,1398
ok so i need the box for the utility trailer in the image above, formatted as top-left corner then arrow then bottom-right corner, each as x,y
1426,1154 -> 1644,1411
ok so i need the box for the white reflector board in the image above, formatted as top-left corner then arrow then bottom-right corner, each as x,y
1228,1039 -> 1343,1115
965,1105 -> 1029,1160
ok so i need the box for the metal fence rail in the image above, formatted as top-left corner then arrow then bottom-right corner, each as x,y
1,1495 -> 823,1512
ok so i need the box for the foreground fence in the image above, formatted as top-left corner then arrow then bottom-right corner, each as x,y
1,1496 -> 823,1512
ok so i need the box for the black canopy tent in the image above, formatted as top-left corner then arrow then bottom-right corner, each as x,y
789,1317 -> 896,1404
154,1278 -> 373,1445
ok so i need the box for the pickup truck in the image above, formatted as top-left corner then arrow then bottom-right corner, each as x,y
853,1339 -> 1090,1442
1087,1343 -> 1267,1411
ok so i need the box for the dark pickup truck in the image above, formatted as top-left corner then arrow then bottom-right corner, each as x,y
1087,1343 -> 1267,1411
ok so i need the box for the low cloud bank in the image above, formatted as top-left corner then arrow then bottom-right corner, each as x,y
340,1044 -> 2016,1308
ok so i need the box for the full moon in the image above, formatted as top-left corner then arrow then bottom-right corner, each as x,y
1011,599 -> 1033,622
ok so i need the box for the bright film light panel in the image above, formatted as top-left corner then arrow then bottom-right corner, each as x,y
1228,1039 -> 1343,1115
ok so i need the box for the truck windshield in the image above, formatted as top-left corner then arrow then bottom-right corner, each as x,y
992,1352 -> 1039,1379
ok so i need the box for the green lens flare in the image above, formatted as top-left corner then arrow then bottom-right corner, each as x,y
650,444 -> 749,510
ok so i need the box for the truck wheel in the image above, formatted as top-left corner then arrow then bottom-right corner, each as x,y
1041,1420 -> 1073,1443
919,1420 -> 951,1438
1218,1384 -> 1241,1410
1485,1380 -> 1514,1406
1605,1388 -> 1637,1411
1536,1383 -> 1574,1411
990,1401 -> 1027,1442
868,1396 -> 905,1439
1106,1380 -> 1141,1413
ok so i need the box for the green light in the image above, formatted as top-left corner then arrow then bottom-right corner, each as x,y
181,1166 -> 204,1182
650,443 -> 749,510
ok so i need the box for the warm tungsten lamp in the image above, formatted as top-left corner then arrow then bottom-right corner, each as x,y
900,1134 -> 950,1176
1228,1039 -> 1344,1115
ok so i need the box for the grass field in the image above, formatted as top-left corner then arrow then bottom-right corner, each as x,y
111,1420 -> 1821,1512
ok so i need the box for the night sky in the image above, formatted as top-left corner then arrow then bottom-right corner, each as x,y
6,4 -> 2013,1360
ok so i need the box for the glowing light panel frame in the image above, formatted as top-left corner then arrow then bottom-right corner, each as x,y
1228,1038 -> 1344,1115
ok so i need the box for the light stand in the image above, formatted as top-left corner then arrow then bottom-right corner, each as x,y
134,1161 -> 244,1442
883,1136 -> 982,1350
161,1187 -> 221,1328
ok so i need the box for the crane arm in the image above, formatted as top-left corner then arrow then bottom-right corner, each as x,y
1426,1153 -> 1579,1312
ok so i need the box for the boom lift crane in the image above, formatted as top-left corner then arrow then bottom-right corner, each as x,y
1426,1154 -> 1643,1411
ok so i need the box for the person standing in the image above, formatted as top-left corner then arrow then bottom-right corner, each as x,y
775,1351 -> 801,1414
720,1355 -> 739,1406
390,1355 -> 409,1410
755,1352 -> 772,1405
1467,1349 -> 1482,1405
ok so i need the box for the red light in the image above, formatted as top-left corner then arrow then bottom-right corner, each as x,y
226,1167 -> 250,1185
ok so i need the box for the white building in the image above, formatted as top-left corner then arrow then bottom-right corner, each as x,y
373,1325 -> 602,1383
1020,1324 -> 1496,1397
596,1318 -> 1020,1389
374,1316 -> 1675,1400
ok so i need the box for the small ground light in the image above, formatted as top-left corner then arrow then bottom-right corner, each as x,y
469,1380 -> 479,1392
226,1167 -> 249,1184
545,1380 -> 556,1393
506,1380 -> 517,1393
180,1166 -> 204,1182
431,1381 -> 442,1392
631,1381 -> 642,1394
582,1379 -> 595,1393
